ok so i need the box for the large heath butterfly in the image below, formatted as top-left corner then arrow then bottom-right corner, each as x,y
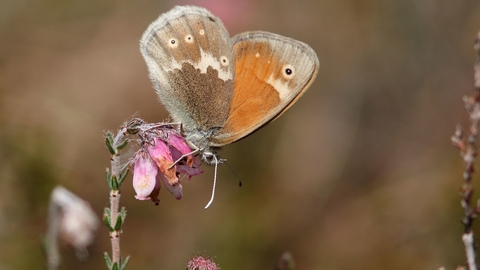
140,6 -> 319,206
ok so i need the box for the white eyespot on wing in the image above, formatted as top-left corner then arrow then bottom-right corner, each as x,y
220,56 -> 229,67
168,38 -> 178,48
185,34 -> 194,43
255,52 -> 260,58
199,29 -> 205,35
281,64 -> 295,79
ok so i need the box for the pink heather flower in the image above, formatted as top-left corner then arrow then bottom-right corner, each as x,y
147,137 -> 178,185
133,127 -> 204,203
187,255 -> 220,270
168,132 -> 203,179
132,153 -> 160,205
168,133 -> 195,166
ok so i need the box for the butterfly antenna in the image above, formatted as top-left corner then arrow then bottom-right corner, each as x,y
224,161 -> 242,187
204,155 -> 218,209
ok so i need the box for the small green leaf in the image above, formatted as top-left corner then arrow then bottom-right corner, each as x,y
114,215 -> 123,231
106,132 -> 114,143
120,256 -> 130,270
105,169 -> 112,189
103,211 -> 113,231
120,207 -> 127,222
105,134 -> 116,155
111,175 -> 119,190
112,262 -> 119,270
103,215 -> 110,227
104,252 -> 112,268
118,169 -> 129,185
116,139 -> 129,151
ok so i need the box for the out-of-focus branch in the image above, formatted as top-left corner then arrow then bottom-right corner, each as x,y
450,31 -> 480,270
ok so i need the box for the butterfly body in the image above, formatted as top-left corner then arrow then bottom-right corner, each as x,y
140,6 -> 319,163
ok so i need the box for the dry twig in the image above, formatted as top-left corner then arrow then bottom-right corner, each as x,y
450,31 -> 480,270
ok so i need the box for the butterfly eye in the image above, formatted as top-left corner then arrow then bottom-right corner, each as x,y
220,56 -> 229,67
185,34 -> 194,43
168,38 -> 178,48
282,64 -> 295,79
202,152 -> 216,164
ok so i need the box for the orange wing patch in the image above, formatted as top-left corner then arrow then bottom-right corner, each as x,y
216,40 -> 284,145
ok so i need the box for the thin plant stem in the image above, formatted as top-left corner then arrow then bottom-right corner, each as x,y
104,121 -> 135,269
451,31 -> 480,270
109,130 -> 126,263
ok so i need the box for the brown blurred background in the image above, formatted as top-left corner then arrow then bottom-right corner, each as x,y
1,0 -> 480,269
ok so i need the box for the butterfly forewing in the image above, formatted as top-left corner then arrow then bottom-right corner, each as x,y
140,6 -> 235,134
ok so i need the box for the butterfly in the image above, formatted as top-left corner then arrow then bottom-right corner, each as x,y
140,5 -> 319,207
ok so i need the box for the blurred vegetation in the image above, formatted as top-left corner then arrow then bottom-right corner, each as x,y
1,0 -> 480,269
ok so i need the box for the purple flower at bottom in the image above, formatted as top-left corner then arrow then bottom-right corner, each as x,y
187,255 -> 220,270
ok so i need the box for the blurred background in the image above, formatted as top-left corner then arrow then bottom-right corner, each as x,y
1,0 -> 480,269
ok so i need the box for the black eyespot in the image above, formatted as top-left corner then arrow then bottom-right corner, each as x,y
285,68 -> 292,75
168,38 -> 179,48
220,56 -> 229,66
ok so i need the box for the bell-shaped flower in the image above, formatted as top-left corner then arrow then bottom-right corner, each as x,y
168,133 -> 195,166
133,127 -> 204,204
132,152 -> 160,205
147,137 -> 178,185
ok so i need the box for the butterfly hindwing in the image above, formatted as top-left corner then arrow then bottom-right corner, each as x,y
210,31 -> 320,146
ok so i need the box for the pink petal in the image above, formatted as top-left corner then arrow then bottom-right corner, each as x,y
158,172 -> 183,200
147,138 -> 178,185
168,133 -> 194,166
168,133 -> 193,155
133,154 -> 160,204
168,143 -> 203,181
177,158 -> 203,181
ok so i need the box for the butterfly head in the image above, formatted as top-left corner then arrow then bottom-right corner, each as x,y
184,135 -> 222,166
